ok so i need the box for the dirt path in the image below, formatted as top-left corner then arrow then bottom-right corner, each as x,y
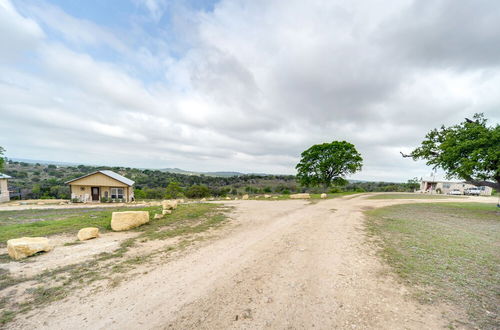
10,195 -> 492,329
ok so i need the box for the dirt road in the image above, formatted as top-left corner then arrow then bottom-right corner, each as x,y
12,195 -> 489,329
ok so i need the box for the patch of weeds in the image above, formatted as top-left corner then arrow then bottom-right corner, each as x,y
0,272 -> 28,291
0,310 -> 15,326
108,276 -> 124,288
25,285 -> 67,305
365,202 -> 500,329
63,241 -> 82,246
0,254 -> 12,263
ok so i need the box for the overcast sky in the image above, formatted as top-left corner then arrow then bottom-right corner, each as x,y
1,0 -> 499,181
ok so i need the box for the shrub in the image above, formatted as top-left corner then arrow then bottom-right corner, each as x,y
329,187 -> 343,193
134,188 -> 146,199
185,185 -> 210,198
165,182 -> 184,199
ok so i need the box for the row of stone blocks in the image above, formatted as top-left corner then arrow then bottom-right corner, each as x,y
7,200 -> 183,260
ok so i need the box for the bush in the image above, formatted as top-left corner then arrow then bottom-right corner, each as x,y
329,187 -> 343,193
165,182 -> 184,199
185,185 -> 210,198
134,188 -> 146,199
144,187 -> 165,199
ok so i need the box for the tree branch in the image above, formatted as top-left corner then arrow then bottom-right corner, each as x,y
464,180 -> 500,190
400,151 -> 412,158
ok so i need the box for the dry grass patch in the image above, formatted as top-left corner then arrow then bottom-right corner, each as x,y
365,202 -> 499,329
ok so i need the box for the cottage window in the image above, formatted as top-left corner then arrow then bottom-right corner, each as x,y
443,184 -> 450,189
111,188 -> 124,199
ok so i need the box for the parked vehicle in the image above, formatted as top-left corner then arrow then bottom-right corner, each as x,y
447,189 -> 463,195
465,188 -> 481,196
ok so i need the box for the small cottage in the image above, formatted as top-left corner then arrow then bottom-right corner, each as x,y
66,170 -> 135,202
0,173 -> 12,203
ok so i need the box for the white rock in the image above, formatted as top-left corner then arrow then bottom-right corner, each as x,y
320,193 -> 327,199
111,211 -> 149,231
77,227 -> 100,241
7,237 -> 53,260
290,193 -> 311,199
162,200 -> 178,210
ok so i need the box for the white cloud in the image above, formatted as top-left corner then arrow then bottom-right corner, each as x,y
0,0 -> 499,180
0,0 -> 44,62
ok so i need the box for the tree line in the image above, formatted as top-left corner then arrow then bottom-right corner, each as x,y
1,160 -> 418,200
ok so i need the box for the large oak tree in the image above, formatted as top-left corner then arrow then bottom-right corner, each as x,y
296,141 -> 363,188
403,113 -> 500,190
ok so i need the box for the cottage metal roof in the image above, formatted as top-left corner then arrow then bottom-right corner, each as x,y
65,170 -> 135,186
0,173 -> 12,179
99,170 -> 135,186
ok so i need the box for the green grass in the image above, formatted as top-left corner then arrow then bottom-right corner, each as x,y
257,192 -> 359,200
365,202 -> 500,329
0,206 -> 160,245
367,193 -> 465,200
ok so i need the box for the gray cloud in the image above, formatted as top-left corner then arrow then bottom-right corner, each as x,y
0,0 -> 499,180
381,0 -> 500,68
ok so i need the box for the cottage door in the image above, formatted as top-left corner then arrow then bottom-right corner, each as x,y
91,187 -> 100,201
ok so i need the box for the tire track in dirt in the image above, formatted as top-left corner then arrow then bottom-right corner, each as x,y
10,196 -> 481,329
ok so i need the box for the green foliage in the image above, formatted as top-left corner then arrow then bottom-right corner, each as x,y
0,146 -> 5,172
296,141 -> 363,188
404,177 -> 420,191
185,185 -> 210,198
164,182 -> 183,199
409,113 -> 500,189
4,159 -> 421,200
329,186 -> 343,193
143,187 -> 164,199
133,188 -> 146,199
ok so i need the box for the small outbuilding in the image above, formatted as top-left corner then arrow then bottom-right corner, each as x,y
0,173 -> 12,203
66,170 -> 135,202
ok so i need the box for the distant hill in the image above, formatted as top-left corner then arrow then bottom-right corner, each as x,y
9,158 -> 80,166
160,168 -> 248,177
9,159 -> 258,178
